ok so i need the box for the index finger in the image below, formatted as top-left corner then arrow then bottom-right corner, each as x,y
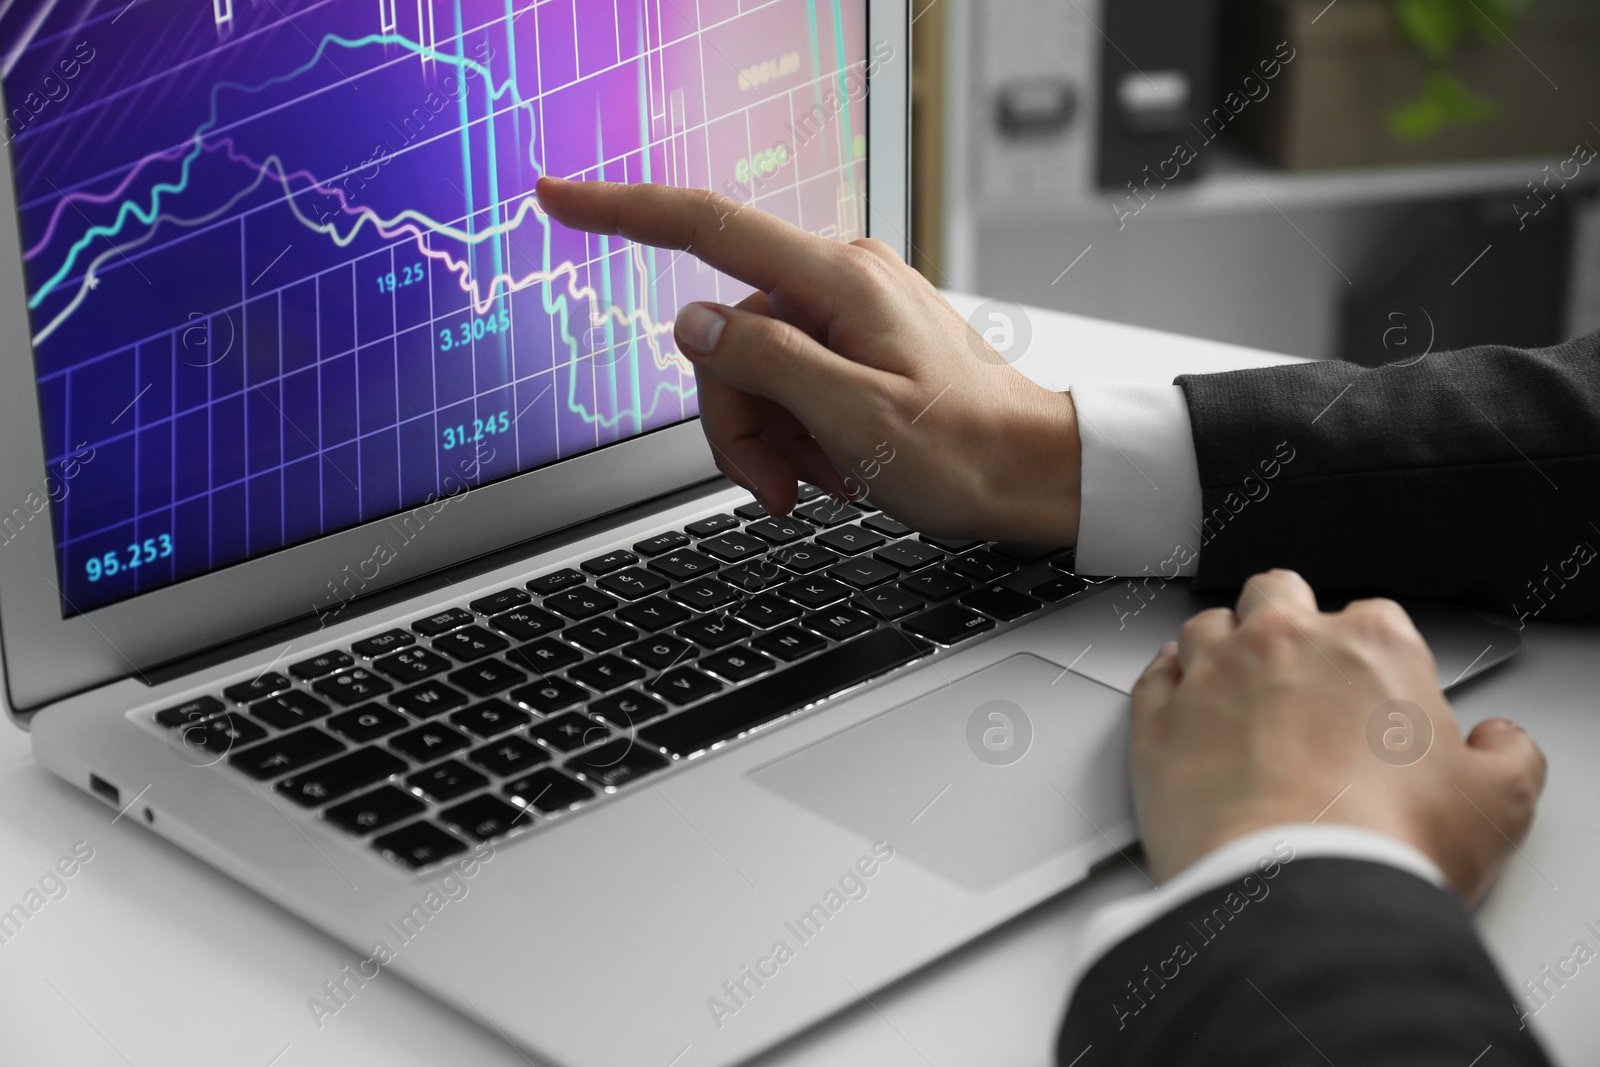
1234,568 -> 1318,622
535,177 -> 843,304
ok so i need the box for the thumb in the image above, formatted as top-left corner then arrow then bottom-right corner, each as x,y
1130,642 -> 1182,741
674,301 -> 894,440
1463,717 -> 1547,835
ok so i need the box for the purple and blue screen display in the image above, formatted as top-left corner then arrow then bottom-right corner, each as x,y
1,0 -> 869,615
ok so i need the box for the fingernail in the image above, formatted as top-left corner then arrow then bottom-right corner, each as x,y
676,302 -> 726,357
1159,641 -> 1179,657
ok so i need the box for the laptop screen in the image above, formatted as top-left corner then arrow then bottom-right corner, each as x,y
1,0 -> 869,617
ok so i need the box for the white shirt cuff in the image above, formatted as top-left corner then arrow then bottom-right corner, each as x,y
1069,382 -> 1202,577
1065,824 -> 1447,996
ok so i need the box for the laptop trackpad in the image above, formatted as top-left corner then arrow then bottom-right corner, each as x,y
750,654 -> 1133,892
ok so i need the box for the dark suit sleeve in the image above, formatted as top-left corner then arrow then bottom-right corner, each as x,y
1057,858 -> 1553,1067
1174,332 -> 1600,620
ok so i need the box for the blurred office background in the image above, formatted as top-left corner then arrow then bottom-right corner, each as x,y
910,0 -> 1600,363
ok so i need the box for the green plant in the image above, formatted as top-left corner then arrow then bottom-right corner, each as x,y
1387,0 -> 1528,139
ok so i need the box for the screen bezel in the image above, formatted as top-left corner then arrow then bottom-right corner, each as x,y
0,0 -> 910,719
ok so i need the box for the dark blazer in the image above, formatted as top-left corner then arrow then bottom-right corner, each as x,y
1057,857 -> 1553,1066
1176,332 -> 1600,623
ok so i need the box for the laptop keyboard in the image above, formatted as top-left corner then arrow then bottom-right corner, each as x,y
149,489 -> 1095,874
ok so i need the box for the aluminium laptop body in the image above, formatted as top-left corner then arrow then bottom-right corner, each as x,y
0,2 -> 1520,1065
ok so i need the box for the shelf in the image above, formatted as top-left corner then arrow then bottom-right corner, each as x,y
976,146 -> 1598,223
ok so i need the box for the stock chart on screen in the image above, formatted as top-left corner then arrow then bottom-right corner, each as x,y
0,0 -> 870,615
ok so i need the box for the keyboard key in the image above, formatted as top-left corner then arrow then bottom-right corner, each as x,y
597,567 -> 671,600
646,667 -> 723,706
699,647 -> 776,683
327,704 -> 408,743
289,651 -> 354,680
177,712 -> 267,755
371,647 -> 453,682
720,561 -> 788,592
649,550 -> 719,581
1049,549 -> 1079,573
510,677 -> 590,715
155,695 -> 224,729
407,760 -> 489,802
903,604 -> 996,645
856,585 -> 925,620
1032,574 -> 1091,602
588,690 -> 670,729
390,680 -> 469,718
614,596 -> 693,632
250,691 -> 332,730
732,593 -> 803,628
641,629 -> 932,758
699,531 -> 768,563
581,549 -> 639,575
921,534 -> 981,552
487,605 -> 564,642
440,794 -> 532,840
229,728 -> 345,779
806,607 -> 878,641
470,587 -> 532,615
449,699 -> 533,739
312,668 -> 394,707
568,654 -> 646,692
412,607 -> 474,637
751,626 -> 827,662
780,576 -> 853,609
622,635 -> 696,671
447,659 -> 528,698
685,513 -> 740,538
796,484 -> 826,502
432,625 -> 511,662
352,629 -> 416,658
544,587 -> 620,621
875,539 -> 944,571
526,568 -> 586,596
815,524 -> 886,556
373,821 -> 467,868
224,672 -> 291,704
795,500 -> 862,527
467,736 -> 551,778
506,638 -> 584,674
827,557 -> 898,590
678,615 -> 755,649
900,569 -> 970,601
734,500 -> 769,520
992,542 -> 1060,563
862,513 -> 913,537
389,722 -> 473,762
670,577 -> 739,611
633,531 -> 690,557
326,786 -> 426,835
960,585 -> 1043,622
563,617 -> 641,653
528,711 -> 609,752
276,747 -> 407,807
945,550 -> 1016,583
771,543 -> 841,574
504,768 -> 594,814
566,740 -> 670,790
746,517 -> 809,545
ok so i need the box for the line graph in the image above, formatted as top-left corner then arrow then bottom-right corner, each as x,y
2,0 -> 870,615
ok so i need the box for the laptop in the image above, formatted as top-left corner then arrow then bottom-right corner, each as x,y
0,2 -> 1521,1064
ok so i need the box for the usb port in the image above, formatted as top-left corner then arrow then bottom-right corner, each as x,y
89,774 -> 119,806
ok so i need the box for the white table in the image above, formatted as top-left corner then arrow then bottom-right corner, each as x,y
3,296 -> 1595,1066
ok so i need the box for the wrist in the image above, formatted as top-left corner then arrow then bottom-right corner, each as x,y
984,383 -> 1081,545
